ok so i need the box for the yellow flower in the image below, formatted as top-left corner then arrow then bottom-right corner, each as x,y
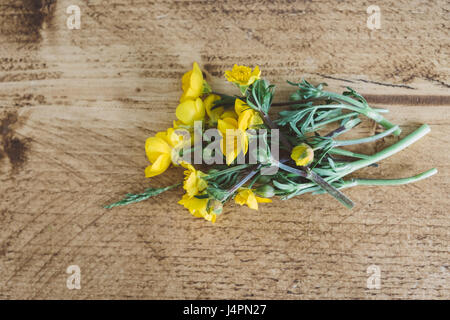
225,64 -> 261,86
217,117 -> 248,165
204,95 -> 243,125
175,97 -> 205,125
178,194 -> 217,223
215,99 -> 264,165
235,189 -> 272,210
181,162 -> 208,198
291,143 -> 314,166
145,128 -> 184,178
204,94 -> 223,124
180,62 -> 204,102
235,99 -> 263,131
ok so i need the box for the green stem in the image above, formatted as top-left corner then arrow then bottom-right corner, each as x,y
311,168 -> 438,196
329,148 -> 371,160
261,112 -> 293,149
342,168 -> 438,187
277,162 -> 354,209
105,183 -> 181,209
294,168 -> 437,198
204,164 -> 250,179
330,124 -> 431,182
272,99 -> 389,114
289,124 -> 433,194
226,164 -> 262,196
261,110 -> 355,208
322,91 -> 401,135
334,125 -> 399,147
275,92 -> 401,136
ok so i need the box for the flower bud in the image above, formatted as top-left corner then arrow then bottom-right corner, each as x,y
208,199 -> 223,215
255,185 -> 275,198
291,143 -> 314,167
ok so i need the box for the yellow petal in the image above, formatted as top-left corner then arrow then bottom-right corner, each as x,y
235,189 -> 259,210
204,94 -> 223,120
256,196 -> 272,203
176,98 -> 205,125
184,173 -> 198,197
181,70 -> 193,92
203,94 -> 223,117
246,194 -> 259,210
194,97 -> 205,119
235,99 -> 248,115
217,118 -> 238,135
145,154 -> 171,177
180,62 -> 204,102
235,192 -> 246,206
252,65 -> 261,78
220,110 -> 238,119
248,65 -> 261,85
176,100 -> 196,124
145,136 -> 171,163
178,194 -> 216,223
238,109 -> 252,131
250,112 -> 263,126
224,64 -> 239,82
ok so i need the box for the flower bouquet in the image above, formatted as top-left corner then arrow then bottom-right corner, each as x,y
105,63 -> 437,223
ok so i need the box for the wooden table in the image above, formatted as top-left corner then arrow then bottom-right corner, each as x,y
0,0 -> 448,299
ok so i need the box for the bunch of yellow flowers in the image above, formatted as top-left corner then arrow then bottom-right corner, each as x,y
106,62 -> 436,224
143,63 -> 275,222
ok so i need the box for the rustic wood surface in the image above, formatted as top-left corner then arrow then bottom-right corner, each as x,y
0,0 -> 448,299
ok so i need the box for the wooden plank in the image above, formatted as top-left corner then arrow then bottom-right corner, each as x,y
0,0 -> 448,299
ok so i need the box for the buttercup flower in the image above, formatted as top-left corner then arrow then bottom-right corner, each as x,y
235,189 -> 272,210
181,162 -> 208,198
217,117 -> 248,165
145,128 -> 184,178
176,97 -> 205,125
180,62 -> 204,102
235,99 -> 263,131
178,194 -> 217,223
225,64 -> 261,87
291,143 -> 314,166
215,99 -> 264,165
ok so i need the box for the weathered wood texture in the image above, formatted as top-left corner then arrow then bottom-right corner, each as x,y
0,0 -> 449,299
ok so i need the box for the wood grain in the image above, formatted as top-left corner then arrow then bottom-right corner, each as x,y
0,0 -> 448,299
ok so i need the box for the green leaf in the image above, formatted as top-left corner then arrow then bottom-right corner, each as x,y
206,186 -> 228,202
273,180 -> 296,192
104,184 -> 180,209
211,95 -> 237,110
343,86 -> 368,106
287,79 -> 327,100
247,79 -> 275,114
